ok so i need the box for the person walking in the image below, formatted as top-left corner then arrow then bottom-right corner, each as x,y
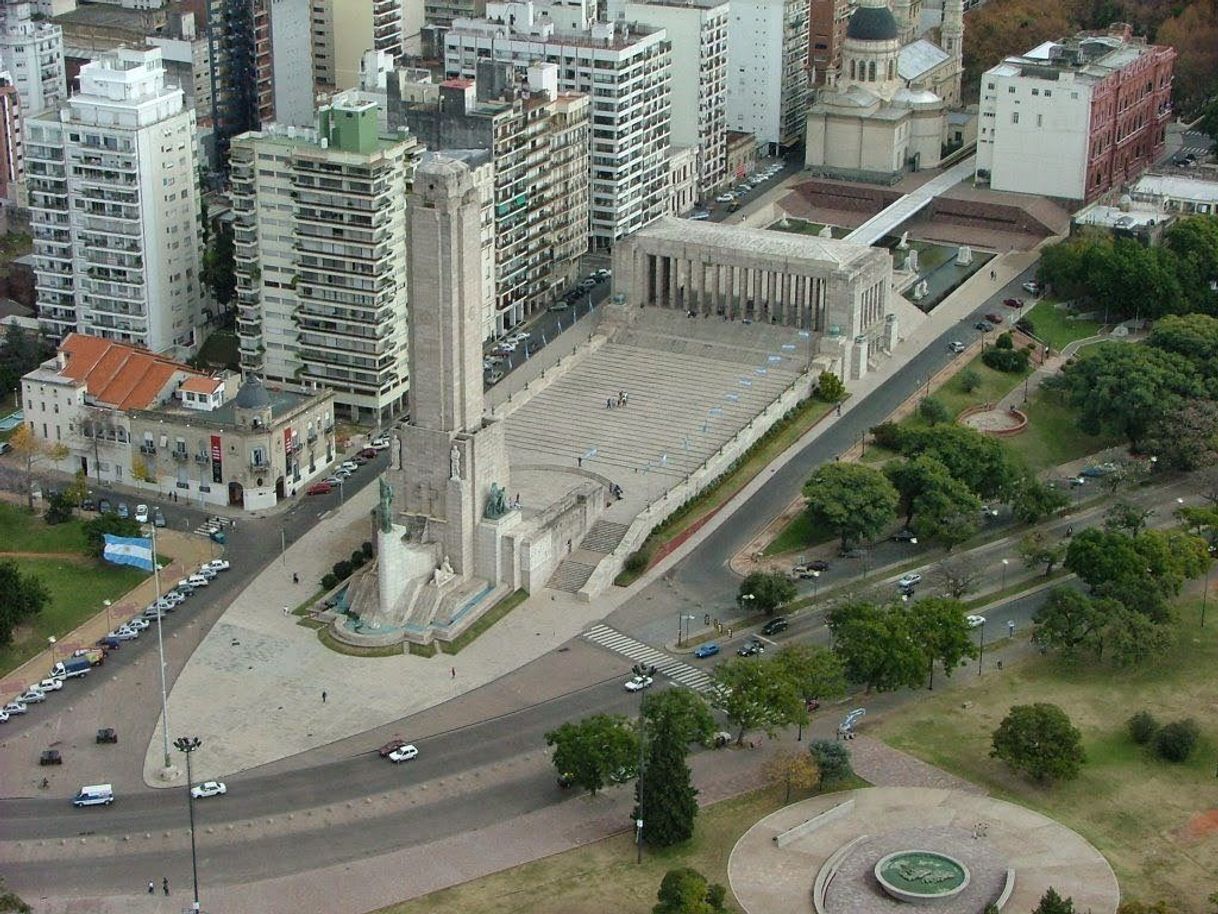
321,690 -> 327,703
162,877 -> 170,896
283,606 -> 289,616
148,882 -> 155,895
450,666 -> 456,679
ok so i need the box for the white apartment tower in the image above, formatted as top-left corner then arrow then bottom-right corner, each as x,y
445,0 -> 671,249
0,2 -> 66,115
606,0 -> 728,197
29,48 -> 205,356
726,0 -> 809,152
230,97 -> 423,423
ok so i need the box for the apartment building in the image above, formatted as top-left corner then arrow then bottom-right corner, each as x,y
425,0 -> 484,30
0,2 -> 66,115
665,144 -> 697,214
198,0 -> 274,167
445,0 -> 671,249
396,60 -> 590,334
809,0 -> 848,83
28,47 -> 206,356
0,70 -> 21,202
311,0 -> 403,93
976,24 -> 1175,203
230,96 -> 422,423
606,0 -> 727,197
726,0 -> 809,153
145,11 -> 213,123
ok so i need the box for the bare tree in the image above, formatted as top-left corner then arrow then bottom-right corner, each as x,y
77,405 -> 117,486
763,750 -> 820,805
8,424 -> 68,511
932,555 -> 984,599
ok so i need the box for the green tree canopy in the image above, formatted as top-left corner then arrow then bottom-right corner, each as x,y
709,657 -> 805,745
1033,887 -> 1076,914
1019,530 -> 1066,577
545,714 -> 639,796
82,514 -> 144,559
802,462 -> 898,549
770,643 -> 847,705
990,702 -> 1086,784
826,601 -> 924,693
643,688 -> 716,748
895,424 -> 1018,501
636,712 -> 699,847
736,570 -> 797,616
0,560 -> 50,647
1010,474 -> 1069,524
652,867 -> 726,914
906,596 -> 978,690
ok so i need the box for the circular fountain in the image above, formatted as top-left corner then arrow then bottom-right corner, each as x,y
873,850 -> 970,904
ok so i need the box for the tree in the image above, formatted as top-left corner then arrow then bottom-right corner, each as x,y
1019,531 -> 1065,578
957,368 -> 981,393
43,490 -> 75,525
8,424 -> 68,511
906,596 -> 977,690
802,463 -> 898,550
918,396 -> 951,425
816,370 -> 846,402
808,739 -> 852,786
909,470 -> 980,549
0,559 -> 50,647
1153,718 -> 1200,763
770,643 -> 847,707
931,555 -> 984,598
1033,887 -> 1076,914
764,750 -> 820,804
653,868 -> 726,914
0,876 -> 32,914
990,703 -> 1086,784
0,324 -> 53,396
1200,94 -> 1218,146
545,714 -> 638,796
897,424 -> 1017,501
1127,710 -> 1158,745
1104,606 -> 1176,667
981,345 -> 1029,373
1103,500 -> 1155,538
82,514 -> 144,559
1032,588 -> 1119,661
64,470 -> 87,507
636,712 -> 699,847
827,601 -> 924,693
644,688 -> 716,748
201,218 -> 237,311
709,657 -> 805,745
1010,474 -> 1069,524
737,570 -> 796,616
1143,399 -> 1218,471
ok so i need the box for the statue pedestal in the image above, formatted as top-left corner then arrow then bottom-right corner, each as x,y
475,509 -> 522,589
377,523 -> 438,618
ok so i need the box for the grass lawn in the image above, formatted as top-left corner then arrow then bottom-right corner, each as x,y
871,602 -> 1218,912
1004,388 -> 1121,472
376,779 -> 865,914
762,511 -> 835,556
926,354 -> 1030,419
0,557 -> 148,674
1023,300 -> 1104,352
0,502 -> 89,553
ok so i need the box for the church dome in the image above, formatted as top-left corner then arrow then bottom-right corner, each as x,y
846,0 -> 899,41
233,375 -> 270,410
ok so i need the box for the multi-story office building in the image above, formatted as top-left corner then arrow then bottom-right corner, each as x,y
606,0 -> 726,197
230,96 -> 422,423
146,10 -> 213,123
0,70 -> 22,202
396,60 -> 589,335
268,0 -> 313,127
976,24 -> 1175,203
809,0 -> 848,83
0,2 -> 66,115
200,0 -> 274,167
445,0 -> 671,249
425,0 -> 484,31
310,0 -> 403,93
28,47 -> 206,356
726,0 -> 809,153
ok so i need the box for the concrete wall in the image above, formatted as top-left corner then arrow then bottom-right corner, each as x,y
520,482 -> 604,592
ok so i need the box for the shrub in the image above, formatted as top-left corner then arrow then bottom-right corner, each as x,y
361,540 -> 374,558
1127,710 -> 1159,745
1015,317 -> 1035,335
44,491 -> 75,525
1153,718 -> 1200,762
332,559 -> 353,580
320,573 -> 338,590
958,368 -> 981,393
982,347 -> 1029,373
870,421 -> 911,452
623,549 -> 651,574
350,550 -> 366,569
808,739 -> 852,785
816,370 -> 846,403
918,397 -> 951,426
995,331 -> 1014,350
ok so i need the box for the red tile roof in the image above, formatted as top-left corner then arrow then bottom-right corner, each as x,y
180,376 -> 222,396
58,334 -> 209,411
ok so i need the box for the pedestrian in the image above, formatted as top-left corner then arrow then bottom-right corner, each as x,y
282,606 -> 289,616
1007,620 -> 1015,637
606,398 -> 613,409
321,690 -> 327,703
163,877 -> 170,896
836,403 -> 842,417
450,666 -> 456,679
577,456 -> 583,468
292,572 -> 299,584
148,882 -> 155,895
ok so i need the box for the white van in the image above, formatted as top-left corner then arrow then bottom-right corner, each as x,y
72,784 -> 114,807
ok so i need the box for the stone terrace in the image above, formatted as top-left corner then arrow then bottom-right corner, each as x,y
504,310 -> 809,522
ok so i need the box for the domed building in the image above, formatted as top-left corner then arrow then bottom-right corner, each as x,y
805,0 -> 964,180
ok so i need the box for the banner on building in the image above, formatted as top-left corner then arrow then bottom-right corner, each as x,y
211,435 -> 223,483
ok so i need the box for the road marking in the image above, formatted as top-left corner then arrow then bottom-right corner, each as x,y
582,624 -> 713,692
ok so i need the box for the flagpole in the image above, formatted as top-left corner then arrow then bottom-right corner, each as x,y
151,520 -> 171,769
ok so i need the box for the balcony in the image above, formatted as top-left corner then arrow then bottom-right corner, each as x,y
172,449 -> 189,463
194,453 -> 210,464
139,443 -> 157,455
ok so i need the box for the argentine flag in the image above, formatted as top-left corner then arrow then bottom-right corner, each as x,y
102,534 -> 155,572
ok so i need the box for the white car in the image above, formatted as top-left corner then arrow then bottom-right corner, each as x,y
196,565 -> 218,580
18,688 -> 46,704
190,780 -> 227,799
715,193 -> 734,203
3,701 -> 27,716
135,504 -> 149,523
388,744 -> 419,763
593,268 -> 611,279
507,331 -> 530,343
107,628 -> 138,641
187,573 -> 210,588
624,675 -> 654,692
340,461 -> 358,473
203,559 -> 231,573
0,710 -> 8,723
369,436 -> 391,451
37,678 -> 64,692
1021,281 -> 1041,295
162,591 -> 186,605
966,614 -> 986,629
127,617 -> 150,631
143,607 -> 167,620
896,573 -> 923,589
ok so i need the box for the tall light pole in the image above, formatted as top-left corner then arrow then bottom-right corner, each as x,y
173,736 -> 203,912
151,522 -> 171,769
47,636 -> 56,665
631,663 -> 655,864
1000,558 -> 1009,593
977,619 -> 985,676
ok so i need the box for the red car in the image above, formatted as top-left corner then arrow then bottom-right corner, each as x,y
1002,297 -> 1025,309
378,738 -> 408,758
984,313 -> 1005,324
306,482 -> 333,496
359,447 -> 378,459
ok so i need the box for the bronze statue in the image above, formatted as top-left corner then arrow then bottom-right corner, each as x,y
484,482 -> 508,520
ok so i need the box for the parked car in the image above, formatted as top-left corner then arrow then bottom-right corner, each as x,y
947,341 -> 966,353
340,460 -> 359,473
97,728 -> 118,744
187,573 -> 210,588
624,674 -> 653,692
322,475 -> 342,486
360,447 -> 379,459
966,614 -> 986,629
548,301 -> 571,312
174,581 -> 196,595
378,738 -> 409,758
736,640 -> 765,657
153,509 -> 167,527
1022,281 -> 1041,295
897,573 -> 923,589
196,565 -> 218,580
984,313 -> 1005,324
1002,298 -> 1025,309
388,744 -> 419,763
760,617 -> 789,636
126,617 -> 150,631
839,546 -> 866,559
37,678 -> 64,692
81,498 -> 97,511
485,370 -> 505,385
0,710 -> 8,723
974,321 -> 992,332
18,688 -> 46,704
97,636 -> 123,650
715,193 -> 734,203
135,504 -> 149,523
191,780 -> 227,799
693,642 -> 720,659
369,436 -> 391,451
106,628 -> 139,642
307,482 -> 333,496
1080,462 -> 1118,478
4,700 -> 29,715
40,749 -> 63,766
98,499 -> 113,514
891,529 -> 918,543
204,559 -> 231,573
116,503 -> 129,519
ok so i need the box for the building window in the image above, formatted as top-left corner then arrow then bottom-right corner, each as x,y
868,61 -> 875,81
1044,89 -> 1052,97
1031,88 -> 1039,96
1008,86 -> 1016,94
1012,112 -> 1019,124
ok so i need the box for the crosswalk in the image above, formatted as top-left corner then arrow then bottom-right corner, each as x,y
1178,144 -> 1210,157
193,516 -> 234,537
582,623 -> 714,692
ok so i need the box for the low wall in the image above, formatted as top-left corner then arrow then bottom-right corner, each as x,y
578,370 -> 817,600
794,180 -> 904,214
775,798 -> 855,848
812,834 -> 869,914
995,868 -> 1018,911
956,403 -> 1029,438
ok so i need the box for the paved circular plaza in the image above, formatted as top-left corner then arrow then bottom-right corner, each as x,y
728,787 -> 1119,914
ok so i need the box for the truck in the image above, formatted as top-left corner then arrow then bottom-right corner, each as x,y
71,648 -> 106,666
51,657 -> 91,680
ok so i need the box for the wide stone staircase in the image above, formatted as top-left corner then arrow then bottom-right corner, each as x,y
545,520 -> 633,593
580,520 -> 630,555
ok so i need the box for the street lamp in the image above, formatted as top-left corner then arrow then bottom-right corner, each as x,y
630,663 -> 656,864
811,570 -> 821,601
677,613 -> 695,647
1001,558 -> 1009,592
47,636 -> 56,664
173,736 -> 204,913
977,619 -> 985,677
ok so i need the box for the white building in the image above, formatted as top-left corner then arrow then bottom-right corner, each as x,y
28,47 -> 206,357
230,97 -> 423,424
0,2 -> 66,115
445,0 -> 672,249
269,0 -> 313,128
665,144 -> 698,215
606,0 -> 728,197
726,0 -> 808,153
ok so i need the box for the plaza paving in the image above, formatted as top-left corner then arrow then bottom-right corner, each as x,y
728,786 -> 1120,914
